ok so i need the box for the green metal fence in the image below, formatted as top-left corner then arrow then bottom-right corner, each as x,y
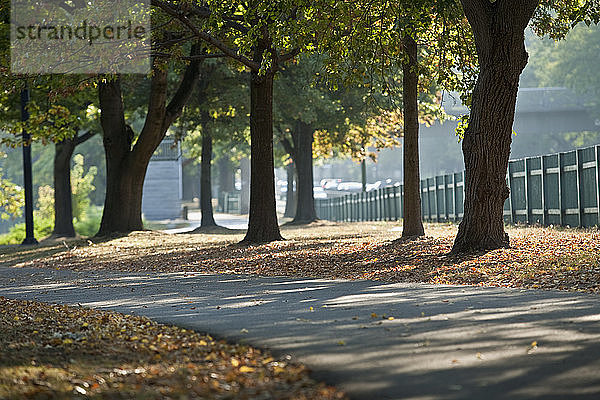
316,144 -> 600,228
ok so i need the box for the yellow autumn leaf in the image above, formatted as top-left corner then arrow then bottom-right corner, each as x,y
199,340 -> 208,346
239,366 -> 255,373
231,358 -> 240,367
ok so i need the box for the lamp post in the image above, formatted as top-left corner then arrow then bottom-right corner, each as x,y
21,84 -> 38,245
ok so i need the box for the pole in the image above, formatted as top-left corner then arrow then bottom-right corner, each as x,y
361,159 -> 367,192
21,84 -> 38,245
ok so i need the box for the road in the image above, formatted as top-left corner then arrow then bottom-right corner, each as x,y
1,267 -> 599,399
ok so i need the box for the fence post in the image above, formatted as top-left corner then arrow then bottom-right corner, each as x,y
597,145 -> 600,227
379,188 -> 384,221
360,194 -> 364,221
421,180 -> 426,220
453,172 -> 459,222
385,187 -> 390,221
444,175 -> 449,221
400,184 -> 404,219
524,158 -> 530,224
558,152 -> 564,226
507,162 -> 514,224
393,186 -> 399,221
462,171 -> 466,220
540,155 -> 547,226
577,149 -> 584,227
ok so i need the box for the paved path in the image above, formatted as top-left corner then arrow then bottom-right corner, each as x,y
1,266 -> 599,399
160,212 -> 249,234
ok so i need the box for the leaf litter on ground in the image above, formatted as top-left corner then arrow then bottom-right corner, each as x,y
0,297 -> 346,399
4,221 -> 599,294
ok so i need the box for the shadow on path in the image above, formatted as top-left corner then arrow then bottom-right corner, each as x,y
1,267 -> 599,399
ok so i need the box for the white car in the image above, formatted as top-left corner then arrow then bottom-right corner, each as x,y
313,186 -> 327,199
337,182 -> 363,192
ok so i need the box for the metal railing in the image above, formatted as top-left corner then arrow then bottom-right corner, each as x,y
316,144 -> 600,228
222,192 -> 241,214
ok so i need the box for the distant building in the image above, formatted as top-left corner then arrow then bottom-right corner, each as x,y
142,139 -> 183,221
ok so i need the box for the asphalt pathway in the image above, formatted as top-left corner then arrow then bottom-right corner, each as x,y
1,266 -> 599,399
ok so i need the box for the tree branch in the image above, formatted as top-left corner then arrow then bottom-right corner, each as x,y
151,0 -> 260,71
277,126 -> 296,161
277,48 -> 300,65
74,130 -> 96,146
163,44 -> 204,129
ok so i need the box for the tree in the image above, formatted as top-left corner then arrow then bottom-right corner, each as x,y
97,51 -> 201,235
452,0 -> 599,253
52,130 -> 96,237
400,33 -> 425,237
0,152 -> 23,221
152,0 -> 324,243
180,62 -> 249,229
316,0 -> 475,238
274,58 -> 343,224
530,23 -> 600,113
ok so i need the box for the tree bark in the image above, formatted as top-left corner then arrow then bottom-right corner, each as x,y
452,0 -> 539,253
292,120 -> 317,223
401,33 -> 425,238
52,137 -> 76,237
97,78 -> 145,234
97,53 -> 201,235
241,66 -> 283,243
218,156 -> 234,193
283,161 -> 296,218
200,127 -> 217,227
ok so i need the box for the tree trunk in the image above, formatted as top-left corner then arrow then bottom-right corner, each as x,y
200,128 -> 217,227
292,121 -> 317,223
283,161 -> 296,218
217,155 -> 234,211
452,0 -> 538,253
401,34 -> 425,238
96,54 -> 200,235
241,68 -> 283,243
52,138 -> 76,237
97,78 -> 145,234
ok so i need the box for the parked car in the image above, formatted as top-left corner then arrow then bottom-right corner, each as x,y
320,178 -> 341,190
366,181 -> 382,192
313,186 -> 327,199
337,182 -> 363,192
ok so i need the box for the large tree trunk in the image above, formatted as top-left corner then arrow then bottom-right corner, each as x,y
283,161 -> 296,218
452,0 -> 539,253
97,78 -> 146,234
401,34 -> 425,238
200,128 -> 217,227
52,138 -> 76,237
242,67 -> 283,243
97,53 -> 200,235
292,121 -> 317,223
217,155 -> 234,211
